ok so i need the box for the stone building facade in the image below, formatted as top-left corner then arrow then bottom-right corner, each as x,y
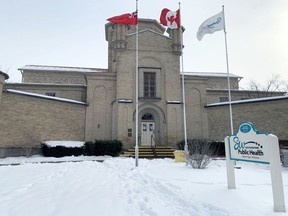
0,19 -> 287,157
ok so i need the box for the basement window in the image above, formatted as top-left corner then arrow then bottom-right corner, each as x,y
45,92 -> 56,97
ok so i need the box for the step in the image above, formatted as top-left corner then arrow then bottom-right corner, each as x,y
121,146 -> 176,159
131,146 -> 175,149
126,148 -> 175,152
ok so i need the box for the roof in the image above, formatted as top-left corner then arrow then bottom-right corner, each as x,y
18,66 -> 242,79
183,72 -> 242,79
128,29 -> 171,40
105,18 -> 165,41
6,89 -> 87,105
18,65 -> 108,73
206,95 -> 288,107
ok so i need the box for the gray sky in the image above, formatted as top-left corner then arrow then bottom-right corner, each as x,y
1,0 -> 287,88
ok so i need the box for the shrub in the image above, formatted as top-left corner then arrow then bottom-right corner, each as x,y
84,139 -> 122,156
177,139 -> 221,169
84,141 -> 95,156
41,144 -> 85,157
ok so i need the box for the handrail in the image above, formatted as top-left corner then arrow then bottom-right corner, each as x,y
151,134 -> 156,154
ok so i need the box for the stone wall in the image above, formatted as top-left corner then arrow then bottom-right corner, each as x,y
22,70 -> 86,85
206,97 -> 288,141
85,73 -> 116,142
0,71 -> 9,105
5,83 -> 87,102
0,91 -> 86,148
206,89 -> 285,104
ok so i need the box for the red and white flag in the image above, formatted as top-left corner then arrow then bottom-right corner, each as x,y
107,11 -> 138,25
160,8 -> 180,29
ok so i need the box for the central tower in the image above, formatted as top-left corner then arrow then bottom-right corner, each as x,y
105,19 -> 184,146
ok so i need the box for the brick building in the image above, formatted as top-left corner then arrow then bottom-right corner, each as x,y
0,19 -> 287,157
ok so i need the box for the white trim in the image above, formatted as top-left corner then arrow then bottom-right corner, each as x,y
207,95 -> 288,107
6,89 -> 86,105
118,99 -> 133,103
183,72 -> 241,78
19,65 -> 107,73
166,100 -> 182,104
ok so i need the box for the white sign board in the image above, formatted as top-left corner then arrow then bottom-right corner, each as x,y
227,122 -> 270,164
225,122 -> 286,212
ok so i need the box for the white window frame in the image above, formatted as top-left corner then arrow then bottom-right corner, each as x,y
139,68 -> 161,98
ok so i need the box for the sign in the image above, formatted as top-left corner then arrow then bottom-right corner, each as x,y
225,122 -> 286,212
227,122 -> 270,164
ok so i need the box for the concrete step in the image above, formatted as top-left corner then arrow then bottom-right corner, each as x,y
122,146 -> 176,159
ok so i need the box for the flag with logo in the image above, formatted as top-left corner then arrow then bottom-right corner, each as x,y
160,8 -> 180,29
197,11 -> 224,41
107,11 -> 138,25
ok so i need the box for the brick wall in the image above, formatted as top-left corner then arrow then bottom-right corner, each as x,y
5,83 -> 87,102
207,98 -> 288,141
0,91 -> 86,148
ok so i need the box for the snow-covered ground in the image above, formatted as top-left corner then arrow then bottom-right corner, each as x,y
0,156 -> 287,216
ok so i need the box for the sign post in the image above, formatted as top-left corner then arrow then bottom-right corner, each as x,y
225,122 -> 286,212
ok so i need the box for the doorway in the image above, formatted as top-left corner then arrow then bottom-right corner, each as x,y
141,113 -> 155,146
141,122 -> 155,146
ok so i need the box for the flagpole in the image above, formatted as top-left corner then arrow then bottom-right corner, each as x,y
222,6 -> 234,135
179,2 -> 188,157
135,0 -> 139,167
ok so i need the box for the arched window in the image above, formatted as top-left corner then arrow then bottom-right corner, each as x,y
142,113 -> 154,121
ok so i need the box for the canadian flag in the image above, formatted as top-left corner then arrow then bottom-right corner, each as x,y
160,8 -> 180,29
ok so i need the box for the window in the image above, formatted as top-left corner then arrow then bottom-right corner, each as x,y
45,92 -> 56,97
128,128 -> 132,137
142,113 -> 154,121
144,72 -> 156,98
139,68 -> 161,99
219,97 -> 228,102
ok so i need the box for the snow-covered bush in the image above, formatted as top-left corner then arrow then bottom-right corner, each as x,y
177,139 -> 221,169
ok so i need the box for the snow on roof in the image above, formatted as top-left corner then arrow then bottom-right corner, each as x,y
6,89 -> 87,105
207,95 -> 288,107
18,65 -> 108,73
44,141 -> 85,148
183,72 -> 242,78
6,82 -> 86,87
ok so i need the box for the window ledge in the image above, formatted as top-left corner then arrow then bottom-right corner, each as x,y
139,97 -> 161,102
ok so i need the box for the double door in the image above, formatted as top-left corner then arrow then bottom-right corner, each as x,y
141,122 -> 155,146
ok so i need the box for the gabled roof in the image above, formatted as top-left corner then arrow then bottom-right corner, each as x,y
127,29 -> 171,40
105,18 -> 165,41
18,65 -> 108,73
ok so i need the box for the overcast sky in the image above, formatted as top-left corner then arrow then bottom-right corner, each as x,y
1,0 -> 287,88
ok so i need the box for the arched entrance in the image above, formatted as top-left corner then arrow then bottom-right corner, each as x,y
134,104 -> 166,147
141,113 -> 155,146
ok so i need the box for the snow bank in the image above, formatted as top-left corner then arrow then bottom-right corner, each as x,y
43,140 -> 85,148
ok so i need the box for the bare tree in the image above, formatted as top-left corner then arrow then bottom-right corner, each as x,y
246,74 -> 287,98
